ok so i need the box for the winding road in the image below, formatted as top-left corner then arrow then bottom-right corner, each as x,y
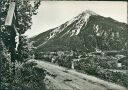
35,60 -> 126,90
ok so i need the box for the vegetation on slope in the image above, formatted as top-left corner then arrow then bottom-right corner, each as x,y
35,50 -> 128,88
0,0 -> 46,89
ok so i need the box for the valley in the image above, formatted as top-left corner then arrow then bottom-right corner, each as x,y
30,10 -> 128,89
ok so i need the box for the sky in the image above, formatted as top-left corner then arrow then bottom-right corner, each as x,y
24,1 -> 127,38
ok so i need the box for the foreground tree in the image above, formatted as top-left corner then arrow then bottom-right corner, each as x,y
0,0 -> 46,89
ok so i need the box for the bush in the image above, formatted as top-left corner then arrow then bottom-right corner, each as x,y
75,56 -> 128,87
0,40 -> 12,90
97,70 -> 128,87
75,57 -> 100,75
57,56 -> 72,68
11,60 -> 46,90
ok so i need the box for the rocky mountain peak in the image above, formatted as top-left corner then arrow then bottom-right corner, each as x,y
30,10 -> 128,52
81,10 -> 97,16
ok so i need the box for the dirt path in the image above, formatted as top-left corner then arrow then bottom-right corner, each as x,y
35,60 -> 126,90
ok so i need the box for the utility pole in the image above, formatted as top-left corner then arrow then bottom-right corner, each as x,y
127,1 -> 128,24
5,1 -> 18,77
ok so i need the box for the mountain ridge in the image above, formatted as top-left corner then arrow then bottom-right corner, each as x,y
30,10 -> 128,52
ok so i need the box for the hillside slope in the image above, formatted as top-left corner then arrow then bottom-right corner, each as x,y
36,60 -> 126,90
30,10 -> 128,52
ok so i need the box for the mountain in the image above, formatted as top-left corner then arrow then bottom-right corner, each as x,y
30,10 -> 128,53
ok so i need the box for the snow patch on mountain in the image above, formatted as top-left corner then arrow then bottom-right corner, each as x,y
71,13 -> 91,36
49,21 -> 74,39
93,25 -> 104,36
48,10 -> 97,39
49,28 -> 59,39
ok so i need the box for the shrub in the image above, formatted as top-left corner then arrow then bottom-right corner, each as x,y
11,60 -> 46,90
97,70 -> 128,87
75,57 -> 100,75
75,56 -> 128,87
57,56 -> 72,68
0,40 -> 12,90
